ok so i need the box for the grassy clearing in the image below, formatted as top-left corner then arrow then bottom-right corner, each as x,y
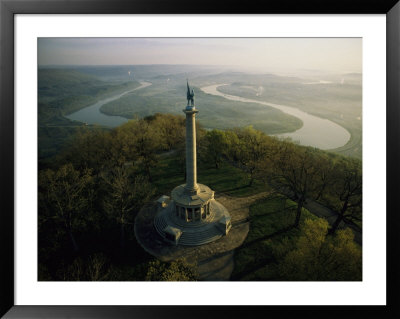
151,155 -> 270,198
232,195 -> 318,281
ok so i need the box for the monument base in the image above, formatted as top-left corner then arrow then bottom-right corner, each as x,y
154,185 -> 231,246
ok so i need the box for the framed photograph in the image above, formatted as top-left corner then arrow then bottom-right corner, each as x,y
1,0 -> 399,318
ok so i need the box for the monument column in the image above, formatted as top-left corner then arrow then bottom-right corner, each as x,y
184,82 -> 199,195
150,80 -> 232,247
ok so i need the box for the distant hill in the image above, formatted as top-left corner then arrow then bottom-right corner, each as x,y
191,71 -> 304,87
38,68 -> 141,159
38,68 -> 141,117
41,64 -> 228,82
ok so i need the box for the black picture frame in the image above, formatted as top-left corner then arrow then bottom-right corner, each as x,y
1,0 -> 399,318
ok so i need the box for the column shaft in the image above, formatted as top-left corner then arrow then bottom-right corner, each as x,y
185,110 -> 198,193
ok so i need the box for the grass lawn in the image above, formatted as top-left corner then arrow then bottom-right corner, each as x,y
232,194 -> 319,281
150,155 -> 329,281
151,156 -> 271,197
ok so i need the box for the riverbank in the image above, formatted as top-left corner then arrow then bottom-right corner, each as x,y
201,84 -> 351,150
65,81 -> 152,127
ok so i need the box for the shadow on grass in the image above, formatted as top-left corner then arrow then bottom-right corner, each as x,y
251,205 -> 297,218
220,184 -> 252,194
230,257 -> 275,281
237,225 -> 295,252
198,249 -> 234,266
198,250 -> 235,281
231,226 -> 294,281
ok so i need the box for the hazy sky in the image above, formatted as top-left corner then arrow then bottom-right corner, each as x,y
38,38 -> 362,73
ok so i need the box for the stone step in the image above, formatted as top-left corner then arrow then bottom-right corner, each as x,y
178,227 -> 223,246
154,211 -> 225,246
167,216 -> 215,228
179,230 -> 222,242
180,227 -> 220,238
154,213 -> 168,236
178,235 -> 222,246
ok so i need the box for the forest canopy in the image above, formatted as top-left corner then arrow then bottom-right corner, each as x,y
38,113 -> 362,281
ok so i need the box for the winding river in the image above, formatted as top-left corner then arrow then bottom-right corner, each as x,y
65,81 -> 152,127
201,84 -> 351,150
65,81 -> 350,150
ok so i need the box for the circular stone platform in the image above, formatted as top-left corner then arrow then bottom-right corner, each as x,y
134,194 -> 251,280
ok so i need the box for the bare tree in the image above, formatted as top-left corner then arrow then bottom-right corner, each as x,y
38,163 -> 93,251
329,159 -> 362,234
102,167 -> 155,248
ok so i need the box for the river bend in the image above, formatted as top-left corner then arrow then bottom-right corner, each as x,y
201,84 -> 350,150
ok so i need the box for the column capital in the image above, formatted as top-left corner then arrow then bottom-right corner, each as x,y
183,108 -> 199,115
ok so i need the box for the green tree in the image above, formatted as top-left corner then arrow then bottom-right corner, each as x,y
231,126 -> 272,186
145,259 -> 198,281
278,218 -> 362,281
144,113 -> 186,150
127,119 -> 162,180
269,143 -> 323,227
38,163 -> 94,251
61,127 -> 117,173
106,125 -> 137,168
200,129 -> 231,169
